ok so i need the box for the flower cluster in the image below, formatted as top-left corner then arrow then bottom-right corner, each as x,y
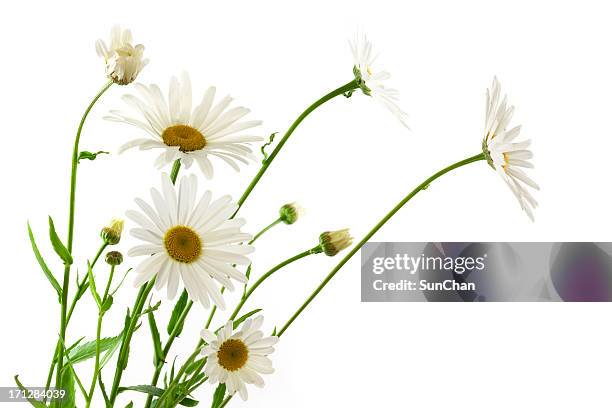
22,24 -> 539,408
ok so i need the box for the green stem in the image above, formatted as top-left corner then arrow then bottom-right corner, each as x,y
86,264 -> 115,406
86,310 -> 104,407
109,159 -> 182,405
277,153 -> 486,337
234,80 -> 358,213
55,81 -> 113,397
44,242 -> 108,402
229,245 -> 321,322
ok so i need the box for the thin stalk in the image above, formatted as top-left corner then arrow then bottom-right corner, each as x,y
108,159 -> 182,405
44,242 -> 108,402
277,153 -> 486,337
86,264 -> 115,407
234,80 -> 358,213
229,246 -> 321,321
56,81 -> 113,395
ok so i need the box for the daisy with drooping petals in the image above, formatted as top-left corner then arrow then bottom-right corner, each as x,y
200,316 -> 278,400
482,77 -> 539,220
349,32 -> 409,127
127,173 -> 253,308
95,25 -> 148,85
106,72 -> 262,178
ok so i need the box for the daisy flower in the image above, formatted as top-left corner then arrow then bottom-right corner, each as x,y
127,173 -> 253,308
95,25 -> 148,85
482,77 -> 539,220
106,72 -> 262,178
200,316 -> 278,400
349,32 -> 409,127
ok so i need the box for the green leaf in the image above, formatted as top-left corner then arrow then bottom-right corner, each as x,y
148,307 -> 164,366
87,261 -> 102,309
167,290 -> 188,336
78,150 -> 109,163
102,295 -> 114,312
211,383 -> 226,408
118,385 -> 199,407
125,403 -> 134,408
185,358 -> 206,375
100,331 -> 123,369
260,132 -> 277,163
48,216 -> 73,265
13,375 -> 47,407
63,333 -> 122,366
27,222 -> 62,298
60,367 -> 76,408
140,300 -> 161,316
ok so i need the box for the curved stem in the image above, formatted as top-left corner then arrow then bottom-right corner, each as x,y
86,310 -> 104,407
277,153 -> 486,337
56,81 -> 113,394
234,79 -> 358,213
229,246 -> 321,321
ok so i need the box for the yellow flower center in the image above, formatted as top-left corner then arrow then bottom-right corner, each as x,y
217,339 -> 249,372
161,125 -> 206,152
164,226 -> 202,263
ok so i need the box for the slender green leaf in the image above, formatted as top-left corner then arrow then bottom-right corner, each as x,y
211,384 -> 226,408
60,367 -> 76,408
185,357 -> 206,375
78,150 -> 108,163
100,331 -> 123,369
63,333 -> 122,366
87,261 -> 102,309
13,375 -> 47,407
118,385 -> 199,406
140,300 -> 161,316
125,403 -> 134,408
48,216 -> 73,265
148,308 -> 164,366
27,222 -> 62,298
167,290 -> 188,335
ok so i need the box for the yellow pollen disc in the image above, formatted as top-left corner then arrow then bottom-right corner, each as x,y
164,226 -> 202,263
502,152 -> 510,171
217,339 -> 249,372
161,125 -> 206,152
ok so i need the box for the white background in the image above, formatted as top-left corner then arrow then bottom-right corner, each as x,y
1,0 -> 612,407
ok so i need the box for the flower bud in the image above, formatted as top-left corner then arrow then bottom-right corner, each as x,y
279,202 -> 304,225
105,251 -> 124,266
95,25 -> 148,85
319,228 -> 353,257
101,218 -> 124,245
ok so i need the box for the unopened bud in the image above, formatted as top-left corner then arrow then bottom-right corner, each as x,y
101,218 -> 124,245
319,228 -> 353,257
279,202 -> 304,225
105,251 -> 124,266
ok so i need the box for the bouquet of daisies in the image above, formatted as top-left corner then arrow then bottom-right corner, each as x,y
17,26 -> 537,407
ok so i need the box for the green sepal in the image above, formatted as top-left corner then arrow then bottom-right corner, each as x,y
27,222 -> 62,298
48,216 -> 73,265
